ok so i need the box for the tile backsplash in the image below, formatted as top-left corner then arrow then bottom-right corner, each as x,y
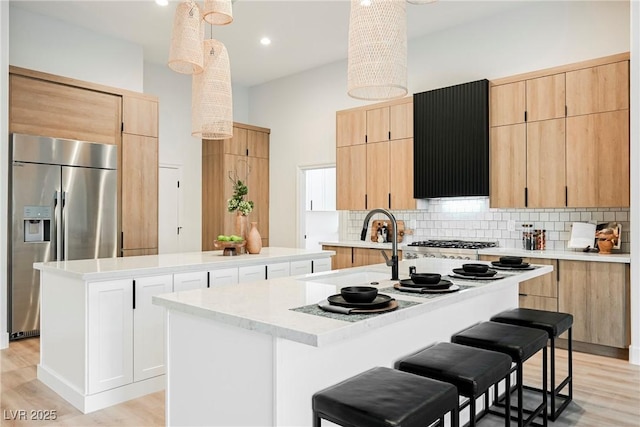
341,197 -> 630,253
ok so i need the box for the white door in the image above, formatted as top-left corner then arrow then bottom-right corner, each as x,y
159,166 -> 181,254
87,279 -> 134,394
133,275 -> 173,382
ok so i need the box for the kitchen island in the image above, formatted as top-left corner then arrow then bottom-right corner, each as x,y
33,247 -> 333,414
154,258 -> 553,426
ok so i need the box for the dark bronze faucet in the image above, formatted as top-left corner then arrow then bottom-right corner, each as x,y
360,208 -> 399,280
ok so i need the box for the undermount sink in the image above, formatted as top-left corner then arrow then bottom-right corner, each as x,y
302,270 -> 391,287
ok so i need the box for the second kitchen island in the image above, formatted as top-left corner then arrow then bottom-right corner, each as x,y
154,258 -> 553,426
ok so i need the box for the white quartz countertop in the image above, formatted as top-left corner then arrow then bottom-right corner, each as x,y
319,240 -> 397,250
478,247 -> 630,263
153,258 -> 553,347
33,247 -> 334,281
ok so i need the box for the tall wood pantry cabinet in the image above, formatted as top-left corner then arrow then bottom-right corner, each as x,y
489,53 -> 629,208
8,66 -> 160,257
202,123 -> 270,250
336,97 -> 415,210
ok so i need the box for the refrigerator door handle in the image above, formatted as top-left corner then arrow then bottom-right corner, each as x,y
61,191 -> 67,261
52,191 -> 61,261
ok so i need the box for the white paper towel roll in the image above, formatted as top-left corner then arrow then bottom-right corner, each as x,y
568,222 -> 596,248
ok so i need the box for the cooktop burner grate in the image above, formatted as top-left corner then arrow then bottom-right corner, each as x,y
407,240 -> 498,250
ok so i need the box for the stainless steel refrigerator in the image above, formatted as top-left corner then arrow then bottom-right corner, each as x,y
8,134 -> 118,340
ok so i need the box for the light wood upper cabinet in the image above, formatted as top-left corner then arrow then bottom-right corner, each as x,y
366,101 -> 413,143
336,145 -> 367,210
490,81 -> 525,127
336,98 -> 414,210
566,110 -> 629,207
526,118 -> 566,208
223,127 -> 248,156
248,129 -> 269,158
526,73 -> 566,122
390,102 -> 413,140
366,107 -> 390,143
389,138 -> 416,210
122,134 -> 159,252
9,74 -> 121,145
559,260 -> 630,348
123,96 -> 158,137
489,124 -> 526,208
489,54 -> 630,209
336,109 -> 367,147
366,141 -> 390,209
566,61 -> 629,116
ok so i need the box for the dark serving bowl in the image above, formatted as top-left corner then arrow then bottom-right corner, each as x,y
340,286 -> 379,303
462,263 -> 489,273
500,256 -> 523,265
410,273 -> 442,285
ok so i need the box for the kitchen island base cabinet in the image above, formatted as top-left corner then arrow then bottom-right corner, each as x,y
164,284 -> 518,426
38,272 -> 168,414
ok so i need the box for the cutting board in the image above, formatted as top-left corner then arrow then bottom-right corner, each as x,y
370,220 -> 404,243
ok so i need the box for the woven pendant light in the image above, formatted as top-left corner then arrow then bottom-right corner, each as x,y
168,1 -> 204,74
347,0 -> 407,100
192,39 -> 233,139
203,0 -> 233,25
406,0 -> 438,4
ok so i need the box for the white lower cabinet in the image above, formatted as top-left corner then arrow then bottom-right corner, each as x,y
266,262 -> 291,279
87,274 -> 172,394
312,258 -> 332,273
290,260 -> 312,276
238,265 -> 266,283
209,267 -> 239,286
173,271 -> 207,292
134,275 -> 173,382
88,279 -> 134,394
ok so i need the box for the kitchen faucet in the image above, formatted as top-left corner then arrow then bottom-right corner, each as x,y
360,208 -> 399,280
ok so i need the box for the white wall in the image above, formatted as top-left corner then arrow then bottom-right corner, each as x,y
249,1 -> 630,248
9,6 -> 143,92
143,62 -> 250,253
1,1 -> 10,349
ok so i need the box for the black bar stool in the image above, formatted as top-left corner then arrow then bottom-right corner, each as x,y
397,342 -> 512,427
312,366 -> 459,427
452,321 -> 549,427
491,308 -> 573,421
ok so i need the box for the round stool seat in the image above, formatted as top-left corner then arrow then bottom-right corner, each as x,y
313,366 -> 458,427
491,308 -> 573,338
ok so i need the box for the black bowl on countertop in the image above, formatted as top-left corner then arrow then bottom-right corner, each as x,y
462,263 -> 489,273
410,273 -> 442,285
340,286 -> 379,303
500,256 -> 523,265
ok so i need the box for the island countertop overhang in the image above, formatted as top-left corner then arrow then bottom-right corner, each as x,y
33,247 -> 334,281
153,258 -> 553,347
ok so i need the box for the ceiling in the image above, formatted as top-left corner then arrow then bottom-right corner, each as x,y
9,0 -> 530,87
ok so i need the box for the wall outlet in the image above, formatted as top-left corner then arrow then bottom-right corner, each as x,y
507,220 -> 516,232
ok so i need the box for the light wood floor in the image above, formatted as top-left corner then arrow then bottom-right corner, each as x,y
1,338 -> 639,426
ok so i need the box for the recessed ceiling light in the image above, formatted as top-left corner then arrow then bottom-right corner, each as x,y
260,37 -> 271,46
155,0 -> 169,6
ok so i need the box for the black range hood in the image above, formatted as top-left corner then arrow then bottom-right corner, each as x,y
413,79 -> 489,198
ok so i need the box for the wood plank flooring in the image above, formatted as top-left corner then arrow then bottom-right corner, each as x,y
2,338 -> 639,426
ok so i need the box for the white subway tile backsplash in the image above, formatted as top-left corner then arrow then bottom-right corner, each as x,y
342,199 -> 630,253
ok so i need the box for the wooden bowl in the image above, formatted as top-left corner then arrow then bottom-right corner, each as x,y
340,286 -> 378,303
213,240 -> 246,256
